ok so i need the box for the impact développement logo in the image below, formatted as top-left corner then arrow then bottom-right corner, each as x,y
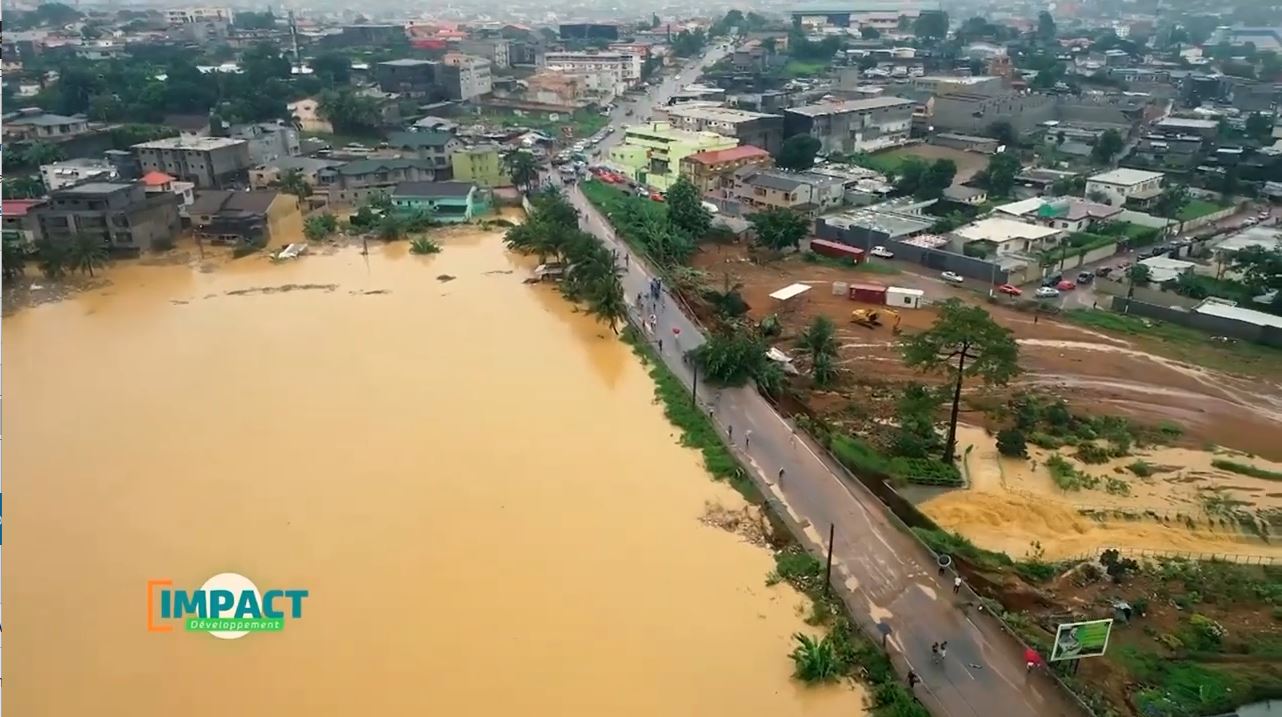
147,573 -> 308,639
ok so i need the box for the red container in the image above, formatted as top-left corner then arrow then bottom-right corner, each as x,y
848,282 -> 888,303
809,238 -> 865,263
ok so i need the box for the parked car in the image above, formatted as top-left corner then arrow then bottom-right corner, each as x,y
997,283 -> 1022,296
1259,210 -> 1272,220
870,245 -> 895,259
1042,273 -> 1062,287
1056,279 -> 1076,291
1035,286 -> 1060,299
1076,271 -> 1095,284
941,271 -> 964,283
1096,266 -> 1114,278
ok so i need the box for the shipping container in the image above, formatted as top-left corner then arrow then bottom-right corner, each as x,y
848,282 -> 887,303
886,286 -> 924,309
809,238 -> 865,263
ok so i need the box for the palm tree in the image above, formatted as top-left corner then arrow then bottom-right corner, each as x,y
796,316 -> 840,386
35,237 -> 72,280
586,274 -> 629,334
789,633 -> 841,683
67,234 -> 109,277
504,150 -> 540,192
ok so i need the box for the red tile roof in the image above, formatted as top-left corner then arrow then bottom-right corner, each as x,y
685,145 -> 771,166
2,199 -> 45,217
141,171 -> 175,186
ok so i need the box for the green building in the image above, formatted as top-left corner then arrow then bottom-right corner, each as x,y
607,122 -> 738,191
450,144 -> 510,188
390,181 -> 488,223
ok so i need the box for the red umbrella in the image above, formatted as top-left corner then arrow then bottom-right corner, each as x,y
1024,647 -> 1043,666
672,327 -> 681,337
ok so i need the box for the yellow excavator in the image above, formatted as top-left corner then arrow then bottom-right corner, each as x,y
850,308 -> 903,335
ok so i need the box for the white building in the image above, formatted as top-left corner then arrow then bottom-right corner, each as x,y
1085,168 -> 1165,207
951,217 -> 1062,256
40,158 -> 117,191
164,7 -> 234,25
541,51 -> 643,93
783,97 -> 915,154
442,54 -> 493,101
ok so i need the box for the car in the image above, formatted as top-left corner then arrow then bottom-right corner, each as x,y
1259,210 -> 1272,220
649,192 -> 665,202
1076,271 -> 1094,284
941,271 -> 964,283
1056,279 -> 1076,291
997,283 -> 1022,296
870,245 -> 895,259
1244,218 -> 1258,227
1042,273 -> 1062,287
1096,266 -> 1114,278
1035,286 -> 1060,299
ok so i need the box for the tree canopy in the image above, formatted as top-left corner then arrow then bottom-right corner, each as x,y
913,10 -> 949,40
748,208 -> 809,250
776,135 -> 821,171
1153,184 -> 1191,218
896,158 -> 957,200
1091,129 -> 1125,165
976,153 -> 1021,197
666,177 -> 711,239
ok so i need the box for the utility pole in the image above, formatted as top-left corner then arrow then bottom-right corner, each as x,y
824,523 -> 835,596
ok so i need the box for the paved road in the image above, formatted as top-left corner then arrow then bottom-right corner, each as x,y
555,47 -> 1085,717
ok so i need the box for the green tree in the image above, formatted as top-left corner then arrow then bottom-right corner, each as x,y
1127,263 -> 1152,284
776,135 -> 822,171
1153,184 -> 1190,217
797,316 -> 840,387
666,176 -> 710,238
691,327 -> 772,387
21,142 -> 66,167
790,633 -> 841,683
277,170 -> 311,199
860,26 -> 880,39
1091,129 -> 1124,165
317,89 -> 381,135
1246,112 -> 1274,140
1037,11 -> 1057,43
987,120 -> 1018,147
234,9 -> 276,29
503,150 -> 540,191
377,214 -> 405,241
1232,246 -> 1282,293
977,153 -> 1021,196
3,239 -> 27,284
2,176 -> 47,199
303,213 -> 339,241
67,234 -> 108,277
35,237 -> 72,280
748,207 -> 809,250
913,10 -> 949,40
901,299 -> 1020,463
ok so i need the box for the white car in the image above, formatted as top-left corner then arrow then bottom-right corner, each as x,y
941,271 -> 964,284
1035,286 -> 1060,299
870,245 -> 894,259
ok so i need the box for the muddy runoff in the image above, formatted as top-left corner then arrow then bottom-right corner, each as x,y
2,223 -> 867,715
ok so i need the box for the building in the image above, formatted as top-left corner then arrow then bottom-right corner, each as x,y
783,98 -> 914,155
288,98 -> 332,134
440,54 -> 493,101
727,167 -> 847,216
140,171 -> 195,208
385,131 -> 463,174
375,59 -> 440,97
316,158 -> 443,205
249,156 -> 347,190
33,182 -> 181,253
450,145 -> 509,188
524,71 -> 613,108
336,24 -> 407,47
2,199 -> 46,247
131,136 -> 252,189
1085,168 -> 1165,208
558,23 -> 620,41
188,189 -> 298,246
930,92 -> 1056,136
930,133 -> 1001,154
40,158 -> 117,191
903,75 -> 1005,100
3,109 -> 90,141
951,217 -> 1061,257
1154,117 -> 1220,140
1138,255 -> 1196,283
680,145 -> 773,195
942,185 -> 988,205
390,181 -> 486,223
164,7 -> 233,24
608,122 -> 738,192
663,105 -> 785,155
815,198 -> 939,249
994,196 -> 1122,233
229,122 -> 300,165
455,38 -> 510,70
541,51 -> 642,92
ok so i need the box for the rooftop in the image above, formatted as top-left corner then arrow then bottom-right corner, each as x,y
954,217 -> 1060,244
378,59 -> 436,67
2,199 -> 46,217
259,156 -> 347,173
6,112 -> 85,126
822,202 -> 937,238
140,171 -> 175,186
1193,300 -> 1282,329
1089,168 -> 1164,186
335,158 -> 440,176
785,97 -> 915,118
189,189 -> 279,216
665,105 -> 781,124
387,130 -> 458,149
685,145 -> 772,165
1214,226 -> 1282,254
55,181 -> 136,196
392,181 -> 476,198
1156,117 -> 1220,130
735,168 -> 845,191
132,136 -> 247,151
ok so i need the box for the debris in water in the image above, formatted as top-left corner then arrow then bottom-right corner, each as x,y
701,502 -> 772,546
224,283 -> 338,296
170,300 -> 189,305
482,269 -> 514,276
436,274 -> 456,283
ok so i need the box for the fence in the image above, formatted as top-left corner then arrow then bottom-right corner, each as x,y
813,219 -> 1015,285
1062,546 -> 1280,566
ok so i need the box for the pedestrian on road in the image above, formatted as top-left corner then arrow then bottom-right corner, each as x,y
953,576 -> 962,594
625,254 -> 630,268
745,429 -> 752,450
778,467 -> 785,484
658,338 -> 664,352
728,425 -> 734,441
940,641 -> 948,660
649,313 -> 657,329
931,642 -> 939,662
1034,313 -> 1040,325
908,671 -> 920,690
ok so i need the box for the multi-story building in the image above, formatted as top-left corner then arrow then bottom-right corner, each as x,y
40,158 -> 117,191
541,51 -> 642,93
229,122 -> 299,165
608,122 -> 738,192
450,145 -> 509,188
524,71 -> 614,108
2,199 -> 46,247
189,189 -> 299,246
391,181 -> 486,223
32,181 -> 181,253
929,92 -> 1056,136
558,23 -> 620,41
1085,168 -> 1165,208
679,145 -> 773,195
164,7 -> 233,24
335,24 -> 407,47
726,167 -> 846,217
316,158 -> 443,205
3,109 -> 90,141
386,131 -> 462,175
131,136 -> 252,189
441,54 -> 493,101
375,59 -> 440,97
783,97 -> 915,155
455,38 -> 510,70
250,157 -> 347,191
663,104 -> 785,155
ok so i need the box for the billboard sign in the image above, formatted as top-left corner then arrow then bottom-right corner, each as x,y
1049,618 -> 1113,661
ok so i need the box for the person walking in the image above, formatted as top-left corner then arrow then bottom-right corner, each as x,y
907,670 -> 920,690
953,576 -> 962,594
777,467 -> 785,484
745,429 -> 752,450
728,425 -> 733,441
625,254 -> 630,268
931,642 -> 940,663
939,641 -> 948,660
658,338 -> 664,352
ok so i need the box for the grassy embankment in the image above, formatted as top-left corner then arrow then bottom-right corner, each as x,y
1060,309 -> 1282,377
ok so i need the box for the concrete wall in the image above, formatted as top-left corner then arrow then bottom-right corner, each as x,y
1046,241 -> 1122,273
1110,297 -> 1282,347
1116,209 -> 1174,230
814,219 -> 1012,284
1179,204 -> 1240,233
1095,278 -> 1202,308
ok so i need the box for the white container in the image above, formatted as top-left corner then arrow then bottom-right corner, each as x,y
886,286 -> 924,309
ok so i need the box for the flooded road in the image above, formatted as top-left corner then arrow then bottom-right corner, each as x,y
3,226 -> 866,715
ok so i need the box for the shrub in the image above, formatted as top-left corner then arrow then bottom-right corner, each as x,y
1128,460 -> 1156,477
888,456 -> 963,486
830,434 -> 891,476
1047,453 -> 1099,490
1076,443 -> 1113,464
790,633 -> 842,683
1158,420 -> 1184,440
996,428 -> 1028,457
1105,477 -> 1131,496
1184,614 -> 1227,651
1212,459 -> 1282,482
409,237 -> 441,255
775,549 -> 824,592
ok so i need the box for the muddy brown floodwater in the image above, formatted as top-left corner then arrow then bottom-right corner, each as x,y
2,224 -> 868,715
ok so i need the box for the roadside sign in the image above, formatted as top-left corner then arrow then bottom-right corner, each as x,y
1049,618 -> 1113,661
